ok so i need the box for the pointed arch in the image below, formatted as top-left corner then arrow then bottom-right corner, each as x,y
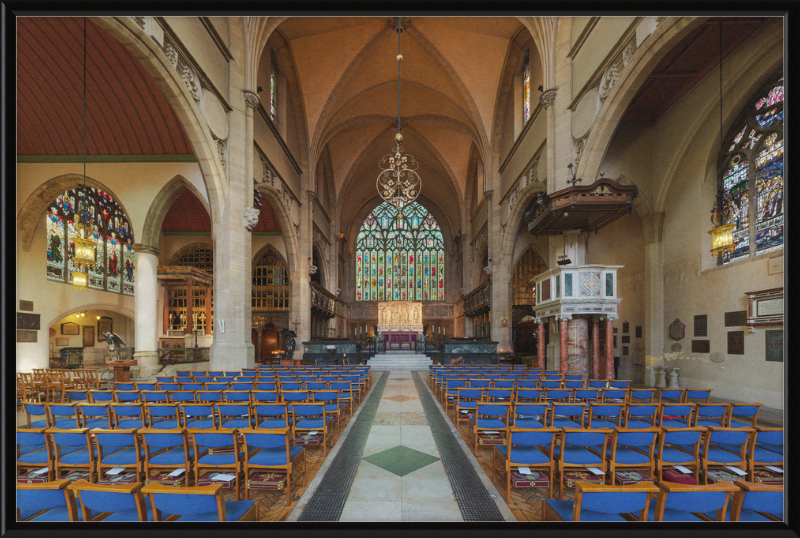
142,175 -> 210,251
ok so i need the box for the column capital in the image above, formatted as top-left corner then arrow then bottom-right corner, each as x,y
133,243 -> 160,256
540,88 -> 557,109
484,189 -> 494,201
307,190 -> 317,202
243,90 -> 260,110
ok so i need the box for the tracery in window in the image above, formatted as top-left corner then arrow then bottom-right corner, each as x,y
356,201 -> 445,301
46,187 -> 135,295
719,75 -> 783,264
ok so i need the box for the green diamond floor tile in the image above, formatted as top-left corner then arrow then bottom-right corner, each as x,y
362,445 -> 440,477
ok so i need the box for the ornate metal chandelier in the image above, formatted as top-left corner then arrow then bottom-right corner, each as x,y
72,18 -> 97,291
376,18 -> 420,219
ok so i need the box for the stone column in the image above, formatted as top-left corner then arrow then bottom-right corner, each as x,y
567,317 -> 589,378
540,89 -> 558,194
605,316 -> 616,379
132,245 -> 160,379
559,317 -> 569,375
643,233 -> 664,386
537,319 -> 546,369
592,318 -> 600,379
255,327 -> 264,364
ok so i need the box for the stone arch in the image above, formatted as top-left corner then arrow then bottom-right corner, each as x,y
254,184 -> 299,283
169,242 -> 214,266
48,303 -> 135,331
18,173 -> 134,252
142,175 -> 210,251
252,242 -> 289,272
91,17 -> 226,225
576,17 -> 705,184
471,241 -> 490,290
500,180 -> 548,256
311,244 -> 328,289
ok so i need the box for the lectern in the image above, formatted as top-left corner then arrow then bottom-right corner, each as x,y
111,360 -> 138,383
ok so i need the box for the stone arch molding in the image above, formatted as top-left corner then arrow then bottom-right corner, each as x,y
500,153 -> 548,256
18,174 -> 134,253
169,242 -> 214,265
253,159 -> 300,280
48,304 -> 135,331
92,16 -> 227,218
252,243 -> 289,272
142,175 -> 210,251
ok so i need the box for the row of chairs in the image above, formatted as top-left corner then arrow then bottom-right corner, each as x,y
24,396 -> 353,445
17,425 -> 316,505
541,480 -> 782,522
487,423 -> 781,501
17,370 -> 110,403
445,393 -> 763,429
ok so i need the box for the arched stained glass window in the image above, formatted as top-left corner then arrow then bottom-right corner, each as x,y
719,75 -> 783,264
523,53 -> 531,123
46,187 -> 135,295
356,201 -> 445,301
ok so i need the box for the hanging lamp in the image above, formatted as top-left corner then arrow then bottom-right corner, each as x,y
376,17 -> 420,221
71,17 -> 97,290
708,22 -> 735,258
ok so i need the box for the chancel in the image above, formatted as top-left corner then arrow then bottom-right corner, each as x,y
14,13 -> 785,525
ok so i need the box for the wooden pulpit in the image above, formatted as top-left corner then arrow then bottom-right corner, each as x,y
111,360 -> 137,383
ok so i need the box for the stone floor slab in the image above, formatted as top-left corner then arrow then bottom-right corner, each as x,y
401,500 -> 463,522
339,501 -> 403,522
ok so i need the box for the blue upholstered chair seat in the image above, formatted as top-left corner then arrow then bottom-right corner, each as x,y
116,418 -> 144,429
198,453 -> 237,466
102,447 -> 145,465
613,447 -> 652,465
257,418 -> 289,429
220,418 -> 251,429
751,447 -> 783,462
93,497 -> 154,522
589,419 -> 619,429
702,447 -> 742,463
167,500 -> 255,522
53,419 -> 79,428
554,446 -> 603,464
659,447 -> 696,463
661,420 -> 690,428
249,446 -> 303,467
473,418 -> 507,429
184,419 -> 216,429
458,402 -> 477,409
18,450 -> 50,464
59,448 -> 94,465
514,418 -> 544,428
699,509 -> 775,522
24,505 -> 84,522
295,417 -> 331,429
545,499 -> 626,522
696,419 -> 724,428
149,447 -> 194,465
625,420 -> 654,429
27,419 -> 48,429
756,443 -> 783,455
495,445 -> 549,464
84,418 -> 110,428
552,419 -> 583,429
18,444 -> 46,456
151,419 -> 181,430
647,507 -> 704,521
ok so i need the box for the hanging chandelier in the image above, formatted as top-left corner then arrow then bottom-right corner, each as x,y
708,21 -> 734,259
72,17 -> 97,291
376,17 -> 420,220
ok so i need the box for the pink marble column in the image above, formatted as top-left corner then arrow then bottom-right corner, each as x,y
592,320 -> 600,379
605,319 -> 615,380
537,320 -> 545,370
567,318 -> 589,379
559,318 -> 569,375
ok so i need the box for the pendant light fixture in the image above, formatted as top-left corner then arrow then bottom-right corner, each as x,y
71,17 -> 98,290
708,21 -> 735,258
376,17 -> 420,221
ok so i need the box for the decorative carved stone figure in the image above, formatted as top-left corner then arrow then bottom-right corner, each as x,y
243,207 -> 261,231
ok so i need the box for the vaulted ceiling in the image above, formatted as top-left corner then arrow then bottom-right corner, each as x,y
17,17 -> 193,155
274,17 -> 526,233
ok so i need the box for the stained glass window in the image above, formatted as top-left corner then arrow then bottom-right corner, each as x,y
719,75 -> 783,265
46,187 -> 135,295
356,201 -> 445,301
270,72 -> 276,121
523,62 -> 531,123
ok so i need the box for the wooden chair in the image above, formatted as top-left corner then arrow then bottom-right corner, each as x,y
46,427 -> 96,482
241,427 -> 305,505
68,480 -> 151,521
608,427 -> 659,483
141,482 -> 256,521
494,427 -> 558,501
729,480 -> 783,522
543,481 -> 660,521
16,480 -> 78,522
650,481 -> 739,521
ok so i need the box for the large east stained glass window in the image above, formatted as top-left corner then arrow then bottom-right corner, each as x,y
46,187 -> 135,295
356,201 -> 445,301
719,75 -> 783,264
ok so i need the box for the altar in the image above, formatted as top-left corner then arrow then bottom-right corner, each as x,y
377,301 -> 423,333
384,332 -> 417,351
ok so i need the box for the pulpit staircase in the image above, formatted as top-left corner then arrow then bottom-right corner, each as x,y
367,353 -> 433,371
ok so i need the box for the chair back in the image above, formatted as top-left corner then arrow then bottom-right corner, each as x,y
282,391 -> 310,403
254,404 -> 289,428
223,391 -> 251,402
16,480 -> 74,520
657,482 -> 738,517
516,389 -> 543,402
562,428 -> 610,451
114,391 -> 141,403
169,391 -> 196,403
241,428 -> 291,454
577,483 -> 659,519
140,428 -> 188,449
142,483 -> 225,520
69,480 -> 147,521
683,389 -> 712,403
141,391 -> 170,403
509,427 -> 557,449
252,391 -> 280,402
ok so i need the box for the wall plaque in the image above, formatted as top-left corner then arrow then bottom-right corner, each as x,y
727,331 -> 744,355
724,310 -> 747,327
19,300 -> 34,311
61,322 -> 80,335
17,330 -> 37,343
669,319 -> 685,341
16,313 -> 41,330
621,336 -> 630,344
83,326 -> 96,347
765,330 -> 783,362
694,315 -> 707,337
746,288 -> 783,326
691,340 -> 710,353
622,322 -> 629,333
635,326 -> 642,338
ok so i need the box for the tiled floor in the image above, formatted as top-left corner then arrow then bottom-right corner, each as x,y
338,370 -> 463,522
